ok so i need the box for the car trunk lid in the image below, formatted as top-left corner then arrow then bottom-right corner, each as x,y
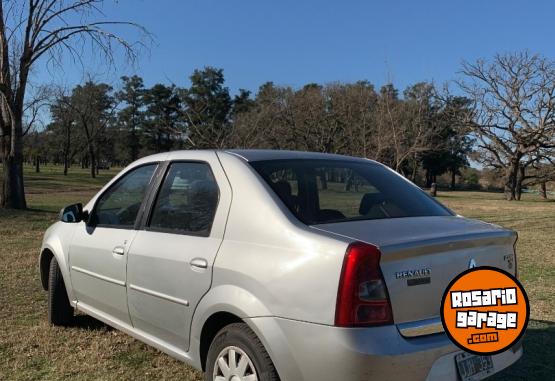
312,216 -> 517,334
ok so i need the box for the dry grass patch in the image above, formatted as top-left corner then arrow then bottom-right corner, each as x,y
438,191 -> 555,322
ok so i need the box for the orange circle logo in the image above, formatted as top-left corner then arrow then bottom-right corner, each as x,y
441,267 -> 529,355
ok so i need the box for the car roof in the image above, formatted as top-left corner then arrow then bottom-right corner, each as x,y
223,149 -> 371,163
135,149 -> 375,165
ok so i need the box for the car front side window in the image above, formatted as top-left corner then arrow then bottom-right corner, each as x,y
93,164 -> 157,228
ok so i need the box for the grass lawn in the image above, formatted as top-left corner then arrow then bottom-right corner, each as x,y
0,165 -> 553,380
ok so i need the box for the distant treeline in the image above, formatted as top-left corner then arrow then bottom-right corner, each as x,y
23,53 -> 555,201
25,68 -> 472,190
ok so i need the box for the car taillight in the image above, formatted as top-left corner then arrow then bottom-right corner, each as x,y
335,241 -> 393,327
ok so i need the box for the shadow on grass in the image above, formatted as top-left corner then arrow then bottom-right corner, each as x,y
489,319 -> 554,381
70,314 -> 112,331
25,207 -> 56,214
0,207 -> 54,217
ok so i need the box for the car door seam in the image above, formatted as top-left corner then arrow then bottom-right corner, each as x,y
186,151 -> 234,351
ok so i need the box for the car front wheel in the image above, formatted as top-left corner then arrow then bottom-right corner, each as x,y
48,257 -> 74,326
205,323 -> 279,381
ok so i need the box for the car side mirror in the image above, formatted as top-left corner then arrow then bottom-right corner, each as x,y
59,203 -> 88,223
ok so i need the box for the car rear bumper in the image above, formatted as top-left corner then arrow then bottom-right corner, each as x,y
245,316 -> 522,381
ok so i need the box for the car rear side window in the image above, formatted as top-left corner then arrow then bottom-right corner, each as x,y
148,162 -> 219,236
251,159 -> 452,225
94,164 -> 157,228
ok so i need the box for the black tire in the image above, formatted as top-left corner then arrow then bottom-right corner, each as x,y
205,322 -> 279,381
48,257 -> 74,326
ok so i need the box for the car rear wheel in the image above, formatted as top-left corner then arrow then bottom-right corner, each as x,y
205,323 -> 279,381
48,257 -> 74,326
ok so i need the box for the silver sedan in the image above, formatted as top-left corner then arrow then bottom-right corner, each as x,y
39,149 -> 522,381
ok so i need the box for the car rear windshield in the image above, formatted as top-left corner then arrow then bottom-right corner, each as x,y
250,159 -> 452,225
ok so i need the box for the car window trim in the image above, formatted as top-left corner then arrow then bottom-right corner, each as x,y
136,161 -> 169,230
139,160 -> 221,238
89,162 -> 161,230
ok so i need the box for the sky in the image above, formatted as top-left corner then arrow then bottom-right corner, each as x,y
33,0 -> 555,95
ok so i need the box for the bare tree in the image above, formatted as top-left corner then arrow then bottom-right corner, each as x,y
326,82 -> 377,157
0,0 -> 148,209
227,82 -> 293,150
287,84 -> 333,152
229,110 -> 274,149
459,52 -> 555,200
515,148 -> 555,199
375,83 -> 439,176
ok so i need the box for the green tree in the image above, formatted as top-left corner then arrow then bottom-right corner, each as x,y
115,75 -> 146,163
142,84 -> 183,154
48,95 -> 80,175
232,89 -> 255,116
419,96 -> 473,188
181,67 -> 232,148
69,82 -> 115,178
441,97 -> 473,188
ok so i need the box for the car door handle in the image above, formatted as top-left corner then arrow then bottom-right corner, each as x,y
190,258 -> 208,270
112,246 -> 125,256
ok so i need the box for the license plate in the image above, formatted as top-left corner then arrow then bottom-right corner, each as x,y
455,352 -> 494,381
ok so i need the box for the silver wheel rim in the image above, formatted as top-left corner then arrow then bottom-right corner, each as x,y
213,345 -> 258,381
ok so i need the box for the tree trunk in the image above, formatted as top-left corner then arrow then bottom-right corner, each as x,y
63,146 -> 69,176
320,172 -> 327,190
430,183 -> 437,197
425,169 -> 432,188
539,181 -> 547,199
450,170 -> 456,190
1,116 -> 27,209
1,156 -> 25,209
410,157 -> 417,183
515,165 -> 525,201
504,159 -> 519,201
1,146 -> 26,208
35,155 -> 40,173
344,172 -> 353,191
63,122 -> 71,176
89,148 -> 96,178
130,127 -> 138,162
1,46 -> 31,209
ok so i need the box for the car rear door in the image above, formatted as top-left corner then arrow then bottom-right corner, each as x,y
126,151 -> 231,351
69,163 -> 159,325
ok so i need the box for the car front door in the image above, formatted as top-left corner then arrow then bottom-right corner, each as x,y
126,152 -> 231,351
69,163 -> 158,325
